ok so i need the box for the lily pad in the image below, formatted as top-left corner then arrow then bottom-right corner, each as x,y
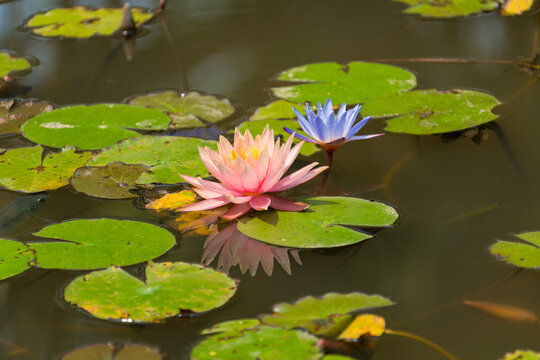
21,104 -> 171,150
64,261 -> 237,322
237,196 -> 398,248
0,146 -> 91,193
394,0 -> 499,18
25,6 -> 154,39
0,51 -> 31,82
0,99 -> 53,136
501,0 -> 535,15
0,239 -> 32,280
191,326 -> 322,360
261,292 -> 394,337
145,190 -> 198,211
70,162 -> 149,199
201,319 -> 261,335
337,314 -> 386,341
362,89 -> 500,135
88,135 -> 217,185
271,62 -> 416,105
128,91 -> 235,129
489,232 -> 540,269
62,343 -> 163,360
502,350 -> 540,360
29,219 -> 176,269
321,356 -> 356,360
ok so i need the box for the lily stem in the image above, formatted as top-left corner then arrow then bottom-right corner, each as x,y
317,150 -> 334,191
385,328 -> 457,360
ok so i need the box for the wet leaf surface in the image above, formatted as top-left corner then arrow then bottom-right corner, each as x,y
21,104 -> 171,150
0,146 -> 91,193
0,239 -> 32,280
362,89 -> 500,135
88,135 -> 217,185
25,6 -> 154,38
191,326 -> 322,360
61,343 -> 163,360
201,319 -> 261,335
271,61 -> 416,105
145,190 -> 198,211
29,218 -> 176,269
394,0 -> 499,18
237,196 -> 399,248
0,51 -> 31,79
0,99 -> 53,136
128,91 -> 235,129
261,292 -> 394,337
464,300 -> 539,324
501,0 -> 535,15
70,162 -> 149,199
490,231 -> 540,269
337,314 -> 386,341
64,261 -> 237,322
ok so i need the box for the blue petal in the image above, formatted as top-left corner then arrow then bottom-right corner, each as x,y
345,116 -> 372,140
332,103 -> 348,139
305,103 -> 317,121
317,102 -> 324,117
343,105 -> 361,133
349,133 -> 384,141
323,98 -> 334,120
283,127 -> 317,143
293,106 -> 314,136
311,115 -> 328,142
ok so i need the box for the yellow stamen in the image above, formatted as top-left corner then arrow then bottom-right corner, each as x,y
231,146 -> 260,160
231,149 -> 238,160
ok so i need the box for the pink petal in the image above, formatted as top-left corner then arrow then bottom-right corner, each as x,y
222,202 -> 252,220
180,197 -> 231,212
227,195 -> 253,204
250,195 -> 272,211
269,163 -> 327,193
268,195 -> 309,211
192,187 -> 222,199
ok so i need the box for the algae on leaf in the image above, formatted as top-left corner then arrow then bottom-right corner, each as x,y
25,6 -> 154,38
394,0 -> 499,18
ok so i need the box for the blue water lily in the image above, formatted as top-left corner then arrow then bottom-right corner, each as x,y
284,98 -> 383,153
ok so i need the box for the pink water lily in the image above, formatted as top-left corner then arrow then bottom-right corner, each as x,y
180,125 -> 327,220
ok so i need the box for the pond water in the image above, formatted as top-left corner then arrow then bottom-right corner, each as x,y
1,0 -> 540,359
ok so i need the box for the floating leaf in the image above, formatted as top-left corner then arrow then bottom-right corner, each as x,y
261,292 -> 394,337
201,319 -> 261,335
0,51 -> 31,80
64,261 -> 237,322
271,62 -> 416,105
128,91 -> 235,129
394,0 -> 499,18
501,0 -> 534,15
489,232 -> 540,269
362,89 -> 500,135
21,104 -> 171,150
29,219 -> 176,269
0,99 -> 53,135
237,196 -> 398,248
61,343 -> 163,360
338,314 -> 386,341
0,146 -> 91,193
71,162 -> 149,199
191,326 -> 322,360
25,6 -> 154,38
88,135 -> 217,185
464,300 -> 538,324
321,356 -> 356,360
145,190 -> 198,211
502,350 -> 540,360
250,100 -> 304,122
0,239 -> 32,280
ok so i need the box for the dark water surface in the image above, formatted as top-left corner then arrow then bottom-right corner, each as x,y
1,0 -> 540,359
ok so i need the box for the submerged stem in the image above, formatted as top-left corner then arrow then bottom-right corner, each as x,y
317,150 -> 334,191
385,329 -> 457,360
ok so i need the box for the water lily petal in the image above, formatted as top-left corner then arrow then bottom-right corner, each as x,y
269,163 -> 327,192
250,195 -> 272,210
180,197 -> 230,212
293,107 -> 314,135
268,194 -> 309,211
222,202 -> 252,220
345,115 -> 372,140
283,127 -> 317,143
350,133 -> 384,141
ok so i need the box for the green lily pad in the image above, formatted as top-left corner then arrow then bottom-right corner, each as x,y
0,146 -> 91,193
21,104 -> 171,150
502,350 -> 540,360
261,293 -> 394,337
88,135 -> 217,185
237,196 -> 398,248
64,261 -> 237,322
0,239 -> 32,280
29,219 -> 176,269
201,319 -> 261,335
250,100 -> 304,122
489,232 -> 540,269
362,89 -> 501,135
271,62 -> 416,105
191,326 -> 322,360
322,356 -> 356,360
70,162 -> 149,199
25,6 -> 154,39
0,51 -> 31,80
394,0 -> 499,18
0,99 -> 54,136
61,343 -> 163,360
128,91 -> 235,129
236,119 -> 319,156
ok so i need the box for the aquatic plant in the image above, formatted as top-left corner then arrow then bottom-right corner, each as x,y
285,98 -> 382,172
180,126 -> 327,220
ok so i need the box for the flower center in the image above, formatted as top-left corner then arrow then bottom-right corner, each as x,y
231,145 -> 261,160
